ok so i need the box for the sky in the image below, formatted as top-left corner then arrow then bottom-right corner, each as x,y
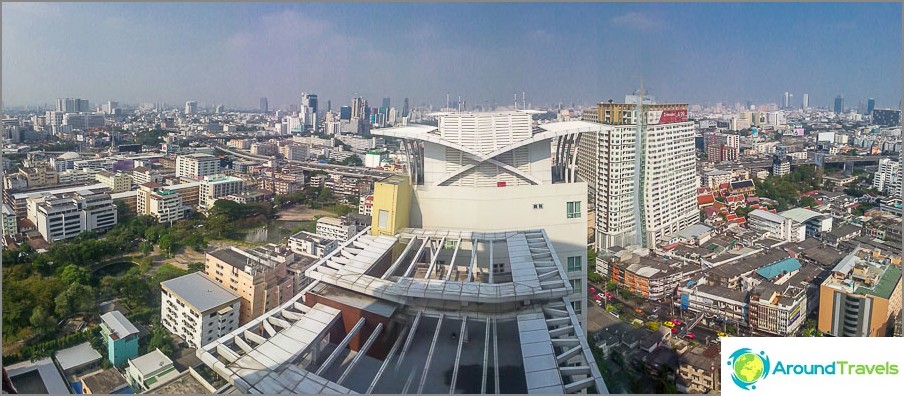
2,2 -> 902,111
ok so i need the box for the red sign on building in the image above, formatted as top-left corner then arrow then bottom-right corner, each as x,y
658,109 -> 688,124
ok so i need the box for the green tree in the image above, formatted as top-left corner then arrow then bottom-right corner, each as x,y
60,264 -> 90,286
147,326 -> 174,355
153,264 -> 188,284
54,284 -> 95,319
799,196 -> 818,208
187,262 -> 205,273
158,234 -> 174,257
29,306 -> 58,338
140,242 -> 153,257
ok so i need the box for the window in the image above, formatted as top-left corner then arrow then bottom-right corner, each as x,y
569,279 -> 580,290
378,210 -> 389,228
567,201 -> 581,218
533,203 -> 544,209
567,256 -> 582,272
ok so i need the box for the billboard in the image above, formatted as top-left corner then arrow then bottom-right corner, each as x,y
794,127 -> 805,136
817,131 -> 836,142
659,109 -> 688,124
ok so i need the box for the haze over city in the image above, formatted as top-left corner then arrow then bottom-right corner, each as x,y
3,1 -> 901,109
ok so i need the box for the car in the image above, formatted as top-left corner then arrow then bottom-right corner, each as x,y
589,287 -> 596,294
610,312 -> 620,319
598,293 -> 606,299
647,314 -> 659,321
634,308 -> 644,314
671,327 -> 679,334
717,332 -> 728,337
663,321 -> 675,328
672,319 -> 682,326
605,292 -> 613,299
685,332 -> 695,339
596,300 -> 603,306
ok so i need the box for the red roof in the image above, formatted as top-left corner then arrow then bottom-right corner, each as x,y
663,242 -> 683,251
801,190 -> 820,197
726,195 -> 745,203
726,214 -> 738,221
697,195 -> 715,205
719,183 -> 731,190
697,187 -> 712,194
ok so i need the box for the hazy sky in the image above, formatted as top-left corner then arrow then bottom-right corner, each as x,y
2,2 -> 901,110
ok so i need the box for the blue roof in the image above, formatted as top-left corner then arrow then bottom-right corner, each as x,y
756,258 -> 802,280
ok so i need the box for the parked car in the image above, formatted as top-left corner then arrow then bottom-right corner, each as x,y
717,332 -> 728,337
647,314 -> 659,321
685,332 -> 696,339
671,327 -> 679,334
663,321 -> 675,328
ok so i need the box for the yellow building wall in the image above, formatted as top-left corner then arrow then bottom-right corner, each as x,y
370,176 -> 411,236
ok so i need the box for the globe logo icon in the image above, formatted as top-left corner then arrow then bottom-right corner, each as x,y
726,348 -> 771,390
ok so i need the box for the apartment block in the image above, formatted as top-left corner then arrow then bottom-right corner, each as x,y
27,189 -> 117,242
315,216 -> 358,242
204,246 -> 297,324
199,174 -> 244,209
176,153 -> 219,179
287,230 -> 337,258
95,170 -> 132,193
160,272 -> 241,349
818,251 -> 903,336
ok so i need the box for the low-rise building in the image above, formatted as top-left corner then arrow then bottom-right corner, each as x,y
80,368 -> 132,394
748,209 -> 804,242
358,194 -> 374,216
99,310 -> 139,367
677,345 -> 720,394
27,189 -> 117,242
53,342 -> 102,379
747,281 -> 807,336
95,170 -> 132,193
605,248 -> 699,301
124,349 -> 181,392
2,203 -> 17,236
160,272 -> 241,349
287,230 -> 338,258
199,174 -> 244,209
315,216 -> 358,242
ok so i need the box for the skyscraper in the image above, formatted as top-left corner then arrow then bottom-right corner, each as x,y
802,93 -> 809,109
578,96 -> 698,249
184,101 -> 197,115
867,98 -> 876,115
381,97 -> 390,110
402,97 -> 410,117
300,93 -> 318,129
351,96 -> 367,119
783,91 -> 790,109
834,95 -> 844,114
259,97 -> 268,113
56,98 -> 90,113
339,106 -> 351,121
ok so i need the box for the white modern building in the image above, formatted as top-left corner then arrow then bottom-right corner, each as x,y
27,190 -> 117,242
95,170 -> 132,193
160,272 -> 241,349
748,209 -> 805,242
176,153 -> 220,179
124,349 -> 181,392
372,111 -> 591,326
315,216 -> 357,242
199,174 -> 244,209
873,158 -> 901,198
579,99 -> 698,249
2,204 -> 17,236
184,101 -> 197,115
287,230 -> 338,258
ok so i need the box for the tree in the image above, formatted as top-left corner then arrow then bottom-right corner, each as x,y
158,234 -> 174,257
60,264 -> 90,286
187,262 -> 205,273
54,284 -> 95,319
799,196 -> 818,208
147,326 -> 174,355
29,307 -> 57,338
153,264 -> 188,284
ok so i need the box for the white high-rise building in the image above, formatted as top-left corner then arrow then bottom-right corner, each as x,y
184,101 -> 197,115
802,94 -> 810,109
27,190 -> 117,242
199,174 -> 244,209
578,99 -> 698,249
373,111 -> 591,327
873,158 -> 902,198
160,272 -> 241,349
175,153 -> 220,179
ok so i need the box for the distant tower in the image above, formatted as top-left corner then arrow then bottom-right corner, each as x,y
185,101 -> 197,115
802,94 -> 809,109
834,95 -> 844,114
867,98 -> 876,116
402,97 -> 410,117
260,97 -> 268,113
783,92 -> 790,109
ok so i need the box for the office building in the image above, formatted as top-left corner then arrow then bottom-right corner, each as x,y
339,106 -> 352,121
176,153 -> 219,179
579,99 -> 698,249
199,174 -> 243,209
185,101 -> 197,115
402,97 -> 410,117
818,251 -> 902,337
373,111 -> 591,326
27,190 -> 117,242
56,98 -> 90,113
872,109 -> 901,127
137,182 -> 184,224
867,98 -> 876,115
834,95 -> 844,114
300,92 -> 318,129
160,272 -> 241,349
802,93 -> 809,109
95,170 -> 132,193
279,144 -> 309,161
873,158 -> 901,197
260,97 -> 268,113
315,216 -> 358,242
130,167 -> 164,186
747,209 -> 805,242
196,228 -> 607,394
782,91 -> 790,109
99,311 -> 139,367
204,246 -> 297,324
250,142 -> 278,156
748,281 -> 807,336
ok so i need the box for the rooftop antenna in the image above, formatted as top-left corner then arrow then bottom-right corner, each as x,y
522,91 -> 526,110
446,93 -> 450,109
514,94 -> 519,110
458,96 -> 462,113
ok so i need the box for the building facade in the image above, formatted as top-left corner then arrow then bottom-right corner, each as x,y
27,190 -> 117,242
95,170 -> 132,193
160,272 -> 241,349
873,158 -> 901,198
199,174 -> 244,209
579,100 -> 698,249
204,246 -> 297,324
818,252 -> 902,337
175,153 -> 220,179
99,311 -> 139,367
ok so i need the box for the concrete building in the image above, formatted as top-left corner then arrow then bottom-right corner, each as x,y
204,246 -> 297,325
137,182 -> 184,224
772,154 -> 791,176
19,166 -> 59,189
4,357 -> 70,394
196,228 -> 607,394
184,101 -> 197,115
124,349 -> 181,392
2,204 -> 16,236
287,230 -> 337,258
94,170 -> 132,193
818,251 -> 902,336
99,311 -> 139,367
358,194 -> 374,216
250,142 -> 278,156
702,170 -> 732,189
873,158 -> 901,198
27,190 -> 117,242
279,144 -> 309,161
160,272 -> 241,349
579,100 -> 698,249
130,167 -> 164,186
175,153 -> 219,179
315,216 -> 358,242
199,174 -> 244,209
53,342 -> 103,379
677,345 -> 720,394
372,111 -> 591,325
62,113 -> 106,130
748,281 -> 807,336
778,207 -> 833,237
748,209 -> 805,242
80,368 -> 131,394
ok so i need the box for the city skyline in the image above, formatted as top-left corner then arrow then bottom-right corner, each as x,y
3,2 -> 901,110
